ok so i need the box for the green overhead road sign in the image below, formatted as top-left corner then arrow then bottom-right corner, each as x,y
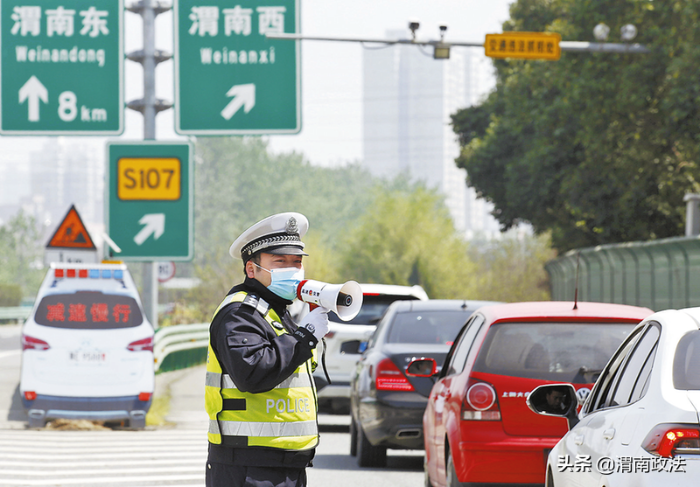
106,142 -> 193,261
173,0 -> 299,135
0,0 -> 123,134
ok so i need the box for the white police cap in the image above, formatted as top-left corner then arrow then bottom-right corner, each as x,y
229,212 -> 309,261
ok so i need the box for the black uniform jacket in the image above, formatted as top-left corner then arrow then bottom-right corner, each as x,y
208,277 -> 318,469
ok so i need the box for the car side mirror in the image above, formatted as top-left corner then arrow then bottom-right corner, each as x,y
526,384 -> 579,429
405,358 -> 438,377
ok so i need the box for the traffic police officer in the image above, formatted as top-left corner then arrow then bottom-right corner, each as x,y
205,212 -> 329,487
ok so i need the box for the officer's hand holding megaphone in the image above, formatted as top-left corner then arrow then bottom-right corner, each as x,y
299,307 -> 330,341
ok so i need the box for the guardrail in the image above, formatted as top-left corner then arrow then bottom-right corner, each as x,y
546,235 -> 700,311
153,323 -> 209,373
0,307 -> 32,323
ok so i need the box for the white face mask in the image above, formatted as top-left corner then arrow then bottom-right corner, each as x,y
254,264 -> 304,300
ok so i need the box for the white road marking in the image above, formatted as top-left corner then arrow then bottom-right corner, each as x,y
0,444 -> 206,454
0,429 -> 207,486
0,458 -> 205,468
0,473 -> 204,486
0,465 -> 204,477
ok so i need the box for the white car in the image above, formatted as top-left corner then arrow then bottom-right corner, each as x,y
304,283 -> 429,413
20,263 -> 154,429
528,307 -> 700,486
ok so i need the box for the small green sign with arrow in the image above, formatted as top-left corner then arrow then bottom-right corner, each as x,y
105,141 -> 193,261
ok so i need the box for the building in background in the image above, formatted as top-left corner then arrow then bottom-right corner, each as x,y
362,35 -> 501,238
0,142 -> 32,226
0,138 -> 103,238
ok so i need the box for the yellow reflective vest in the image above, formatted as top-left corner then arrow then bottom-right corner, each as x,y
205,291 -> 319,451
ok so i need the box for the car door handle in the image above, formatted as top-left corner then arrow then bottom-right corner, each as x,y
603,428 -> 615,440
574,435 -> 584,445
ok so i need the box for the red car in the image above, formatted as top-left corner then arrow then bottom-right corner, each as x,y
414,301 -> 652,487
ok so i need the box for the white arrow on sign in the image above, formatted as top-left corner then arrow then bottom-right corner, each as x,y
134,213 -> 165,246
221,83 -> 255,120
19,76 -> 48,122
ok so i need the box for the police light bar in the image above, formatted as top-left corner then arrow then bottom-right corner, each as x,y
54,268 -> 124,279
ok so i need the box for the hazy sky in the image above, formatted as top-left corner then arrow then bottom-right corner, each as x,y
0,0 -> 513,179
266,0 -> 513,165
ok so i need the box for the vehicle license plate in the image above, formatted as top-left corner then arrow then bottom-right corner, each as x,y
69,350 -> 106,363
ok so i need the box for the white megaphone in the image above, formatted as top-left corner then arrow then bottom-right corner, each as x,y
296,279 -> 363,321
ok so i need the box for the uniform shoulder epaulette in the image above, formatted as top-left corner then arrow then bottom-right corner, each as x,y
238,293 -> 270,317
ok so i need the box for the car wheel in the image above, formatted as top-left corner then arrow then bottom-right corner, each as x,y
349,416 -> 358,457
356,422 -> 387,467
129,417 -> 146,430
445,450 -> 463,487
28,416 -> 45,429
424,453 -> 433,487
331,399 -> 350,415
546,467 -> 555,487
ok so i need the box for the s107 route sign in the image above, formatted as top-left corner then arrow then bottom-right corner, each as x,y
0,0 -> 123,134
117,158 -> 182,201
173,0 -> 300,135
106,142 -> 193,261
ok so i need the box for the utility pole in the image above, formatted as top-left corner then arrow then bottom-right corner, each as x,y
267,23 -> 650,59
126,0 -> 173,328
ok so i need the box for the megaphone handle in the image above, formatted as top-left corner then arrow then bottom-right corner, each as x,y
305,302 -> 331,385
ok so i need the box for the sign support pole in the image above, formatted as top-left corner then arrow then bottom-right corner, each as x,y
142,0 -> 158,329
126,0 -> 173,328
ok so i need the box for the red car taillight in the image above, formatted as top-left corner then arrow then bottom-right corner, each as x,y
21,334 -> 50,351
127,336 -> 154,352
375,358 -> 415,391
643,424 -> 700,458
461,379 -> 501,421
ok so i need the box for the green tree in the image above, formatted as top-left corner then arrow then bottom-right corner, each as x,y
453,0 -> 700,252
0,211 -> 44,301
468,230 -> 555,303
337,182 -> 479,299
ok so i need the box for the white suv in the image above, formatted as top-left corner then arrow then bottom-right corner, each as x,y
20,263 -> 154,429
305,283 -> 429,413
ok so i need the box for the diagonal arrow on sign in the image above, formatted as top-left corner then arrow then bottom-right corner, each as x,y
134,213 -> 165,245
19,76 -> 48,122
220,83 -> 256,120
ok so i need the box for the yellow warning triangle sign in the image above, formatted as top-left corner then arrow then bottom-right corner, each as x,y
47,205 -> 96,249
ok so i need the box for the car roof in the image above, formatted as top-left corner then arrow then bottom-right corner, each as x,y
474,301 -> 653,323
390,299 -> 502,312
360,283 -> 429,300
675,307 -> 700,321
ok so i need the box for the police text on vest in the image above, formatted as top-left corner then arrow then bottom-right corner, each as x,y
266,398 -> 310,414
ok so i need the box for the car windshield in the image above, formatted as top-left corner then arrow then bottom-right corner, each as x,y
386,310 -> 471,345
473,322 -> 635,384
34,291 -> 144,329
328,295 -> 418,325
